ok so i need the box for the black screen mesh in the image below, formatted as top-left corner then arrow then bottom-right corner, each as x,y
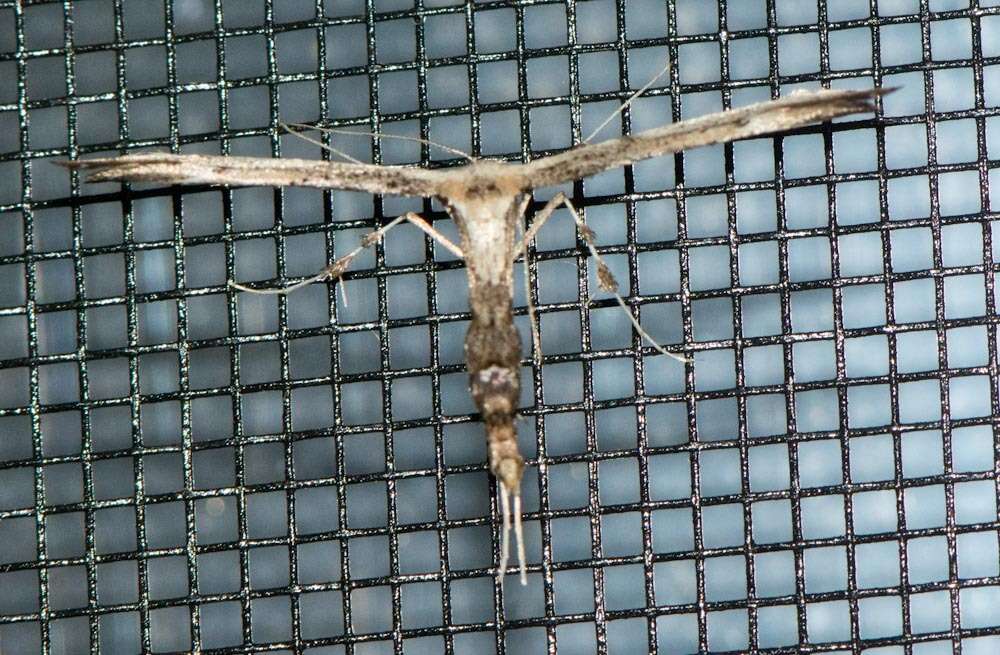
2,0 -> 1000,653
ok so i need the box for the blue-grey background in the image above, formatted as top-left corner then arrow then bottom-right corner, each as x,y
1,0 -> 1000,653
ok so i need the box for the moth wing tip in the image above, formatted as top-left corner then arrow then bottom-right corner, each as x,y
54,158 -> 123,181
848,85 -> 898,108
872,85 -> 900,96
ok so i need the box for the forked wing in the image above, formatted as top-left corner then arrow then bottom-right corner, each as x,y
520,88 -> 885,189
61,153 -> 453,198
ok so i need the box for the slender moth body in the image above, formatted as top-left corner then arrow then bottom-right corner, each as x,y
63,86 -> 885,586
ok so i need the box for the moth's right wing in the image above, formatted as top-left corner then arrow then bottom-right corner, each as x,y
61,153 -> 453,198
520,88 -> 887,189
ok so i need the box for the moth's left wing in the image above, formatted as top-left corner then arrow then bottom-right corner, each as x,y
61,153 -> 453,198
519,88 -> 885,189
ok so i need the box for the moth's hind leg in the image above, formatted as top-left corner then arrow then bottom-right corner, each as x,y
230,211 -> 463,294
497,476 -> 527,587
515,193 -> 689,363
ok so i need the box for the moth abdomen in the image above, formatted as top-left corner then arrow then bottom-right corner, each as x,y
471,365 -> 520,417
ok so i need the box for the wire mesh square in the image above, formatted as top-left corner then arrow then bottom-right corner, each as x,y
2,0 -> 1000,653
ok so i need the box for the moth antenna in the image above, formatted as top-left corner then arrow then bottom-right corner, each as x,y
279,122 -> 366,165
584,60 -> 671,144
498,482 -> 512,585
513,491 -> 527,586
228,269 -> 331,295
310,125 -> 476,163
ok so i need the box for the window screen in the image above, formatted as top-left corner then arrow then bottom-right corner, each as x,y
1,1 -> 999,653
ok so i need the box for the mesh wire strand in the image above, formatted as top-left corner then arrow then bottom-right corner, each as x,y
2,0 -> 1000,653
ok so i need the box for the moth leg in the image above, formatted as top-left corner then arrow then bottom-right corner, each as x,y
401,212 -> 464,259
496,479 -> 528,587
514,193 -> 578,367
521,193 -> 690,363
512,489 -> 526,585
513,192 -> 567,255
497,480 -> 512,584
230,212 -> 445,294
517,222 -> 544,368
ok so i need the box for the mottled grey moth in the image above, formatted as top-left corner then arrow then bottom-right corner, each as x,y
65,86 -> 884,586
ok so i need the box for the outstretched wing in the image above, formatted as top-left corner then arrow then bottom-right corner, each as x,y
519,88 -> 886,189
61,153 -> 454,198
